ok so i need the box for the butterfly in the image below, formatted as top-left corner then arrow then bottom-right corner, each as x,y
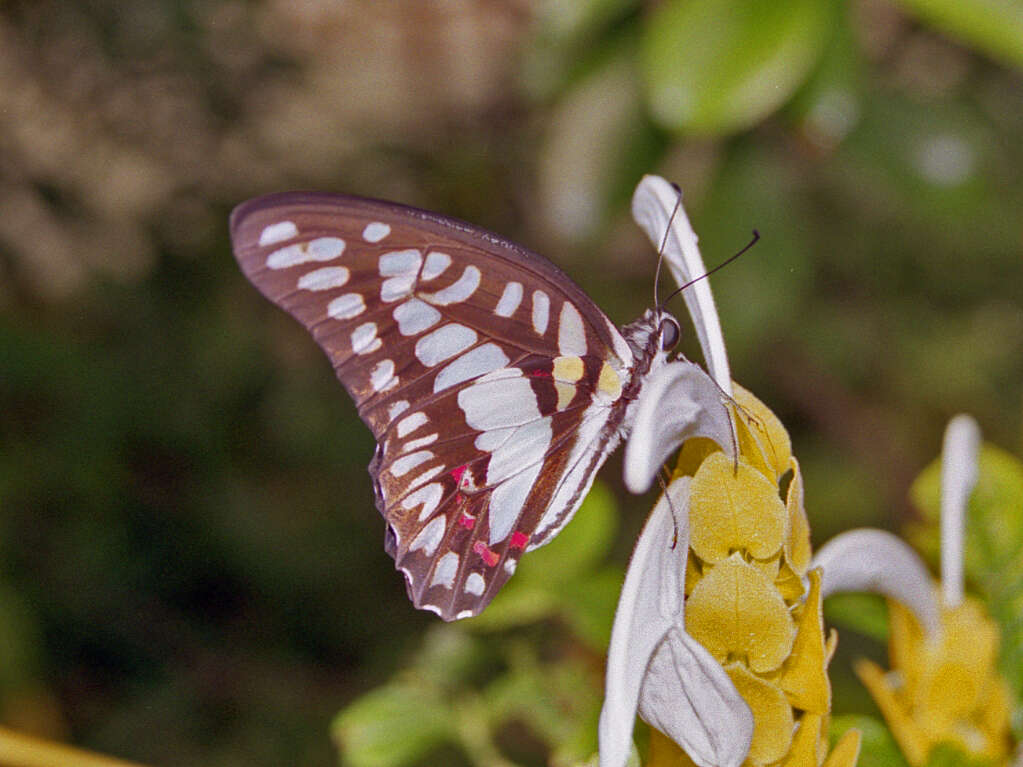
230,192 -> 683,621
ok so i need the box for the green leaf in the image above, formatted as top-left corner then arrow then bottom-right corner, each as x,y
890,0 -> 1023,70
641,0 -> 833,134
331,681 -> 454,767
830,714 -> 910,767
924,741 -> 999,767
822,592 -> 890,642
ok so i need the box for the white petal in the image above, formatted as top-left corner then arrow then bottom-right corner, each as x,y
941,414 -> 980,608
631,175 -> 731,395
600,481 -> 689,767
812,528 -> 940,635
623,360 -> 736,494
638,628 -> 753,767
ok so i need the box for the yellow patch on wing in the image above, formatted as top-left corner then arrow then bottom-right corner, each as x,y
596,361 -> 622,401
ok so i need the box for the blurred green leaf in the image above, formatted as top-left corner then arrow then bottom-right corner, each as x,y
332,680 -> 454,767
924,741 -> 999,767
641,0 -> 833,134
891,0 -> 1023,70
831,714 -> 910,767
823,592 -> 890,642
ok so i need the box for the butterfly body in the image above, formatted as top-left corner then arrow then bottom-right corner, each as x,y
230,193 -> 680,620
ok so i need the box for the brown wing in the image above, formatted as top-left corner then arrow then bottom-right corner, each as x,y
230,192 -> 635,619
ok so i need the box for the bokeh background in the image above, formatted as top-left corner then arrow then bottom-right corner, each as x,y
1,1 -> 1022,765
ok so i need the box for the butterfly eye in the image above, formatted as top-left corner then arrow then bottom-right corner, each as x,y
660,317 -> 681,350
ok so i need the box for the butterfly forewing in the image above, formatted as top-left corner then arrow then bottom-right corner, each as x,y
230,192 -> 637,619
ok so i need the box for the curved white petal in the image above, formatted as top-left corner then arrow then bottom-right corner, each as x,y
812,528 -> 940,635
600,480 -> 690,767
638,627 -> 753,767
940,414 -> 980,608
623,360 -> 736,494
631,175 -> 731,395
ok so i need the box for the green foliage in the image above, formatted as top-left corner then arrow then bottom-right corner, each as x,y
332,484 -> 622,767
909,444 -> 1023,737
822,592 -> 890,642
642,0 -> 835,134
924,742 -> 1000,767
890,0 -> 1023,68
830,714 -> 911,767
331,681 -> 455,767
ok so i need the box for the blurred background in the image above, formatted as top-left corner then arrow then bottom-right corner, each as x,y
1,0 -> 1021,765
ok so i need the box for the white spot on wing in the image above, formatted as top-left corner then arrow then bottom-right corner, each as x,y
495,282 -> 523,317
504,559 -> 516,575
396,411 -> 429,438
403,432 -> 439,451
298,266 -> 350,291
431,551 -> 460,588
465,572 -> 486,596
393,299 -> 441,336
328,293 -> 365,319
489,459 -> 544,546
378,249 -> 422,275
407,464 -> 444,492
363,222 -> 390,242
266,237 -> 346,269
402,482 -> 444,522
409,516 -> 446,557
458,375 -> 540,431
455,609 -> 474,619
259,221 -> 297,246
422,252 -> 452,280
486,417 -> 552,485
351,322 -> 381,355
379,249 -> 422,302
415,324 -> 478,367
475,427 -> 513,452
433,344 -> 510,392
532,290 -> 550,335
388,400 -> 410,420
370,359 -> 397,392
421,266 -> 481,305
390,450 -> 434,477
558,302 -> 587,356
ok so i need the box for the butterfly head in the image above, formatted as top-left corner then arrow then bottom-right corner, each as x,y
621,308 -> 683,379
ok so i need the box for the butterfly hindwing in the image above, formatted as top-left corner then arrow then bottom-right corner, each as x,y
230,192 -> 638,619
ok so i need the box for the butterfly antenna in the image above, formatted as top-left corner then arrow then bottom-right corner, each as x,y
653,182 -> 686,310
662,229 -> 760,307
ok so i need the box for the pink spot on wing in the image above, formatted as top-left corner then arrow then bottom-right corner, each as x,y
458,514 -> 476,530
450,464 -> 467,483
509,531 -> 529,550
473,541 -> 499,567
529,368 -> 552,378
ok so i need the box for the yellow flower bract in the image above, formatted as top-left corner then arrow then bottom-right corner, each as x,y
653,384 -> 857,767
855,596 -> 1012,766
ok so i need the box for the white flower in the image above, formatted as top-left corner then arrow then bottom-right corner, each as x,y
811,413 -> 982,634
599,175 -> 753,767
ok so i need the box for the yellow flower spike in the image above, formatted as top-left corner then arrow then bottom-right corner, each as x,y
784,457 -> 812,576
685,553 -> 796,674
724,661 -> 795,765
688,452 -> 788,564
778,712 -> 824,767
646,728 -> 699,767
822,729 -> 862,767
731,382 -> 793,480
853,658 -> 930,766
779,568 -> 831,714
674,437 -> 722,478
